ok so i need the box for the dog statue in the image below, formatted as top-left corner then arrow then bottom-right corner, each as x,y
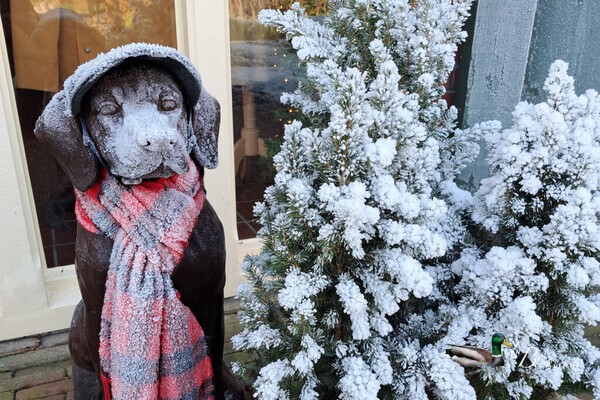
34,43 -> 232,400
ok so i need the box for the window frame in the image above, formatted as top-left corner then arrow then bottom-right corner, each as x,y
0,0 -> 257,341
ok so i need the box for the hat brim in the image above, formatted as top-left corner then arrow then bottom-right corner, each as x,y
64,43 -> 202,116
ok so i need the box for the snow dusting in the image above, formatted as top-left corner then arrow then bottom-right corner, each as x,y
232,1 -> 600,399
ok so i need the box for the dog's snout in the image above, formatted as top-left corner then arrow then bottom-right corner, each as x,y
136,130 -> 176,152
120,105 -> 183,154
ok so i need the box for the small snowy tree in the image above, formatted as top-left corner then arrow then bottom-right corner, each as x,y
447,61 -> 600,399
231,0 -> 476,399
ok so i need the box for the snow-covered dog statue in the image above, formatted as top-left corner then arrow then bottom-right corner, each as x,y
35,44 -> 231,400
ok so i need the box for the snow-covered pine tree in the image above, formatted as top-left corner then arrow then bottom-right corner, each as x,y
231,1 -> 477,399
446,61 -> 600,399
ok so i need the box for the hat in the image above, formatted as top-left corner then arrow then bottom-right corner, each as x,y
63,43 -> 202,116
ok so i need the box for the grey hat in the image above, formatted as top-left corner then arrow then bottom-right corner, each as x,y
64,43 -> 202,116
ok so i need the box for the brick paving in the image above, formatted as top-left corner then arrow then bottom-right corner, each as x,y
0,298 -> 244,400
0,330 -> 72,400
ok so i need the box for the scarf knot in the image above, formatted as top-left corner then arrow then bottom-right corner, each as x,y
75,159 -> 214,400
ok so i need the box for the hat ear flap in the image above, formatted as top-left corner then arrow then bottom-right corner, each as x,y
34,92 -> 98,191
190,89 -> 220,169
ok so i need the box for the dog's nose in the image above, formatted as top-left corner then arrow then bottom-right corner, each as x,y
136,131 -> 176,152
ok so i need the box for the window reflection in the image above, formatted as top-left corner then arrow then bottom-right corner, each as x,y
230,1 -> 326,239
1,0 -> 177,267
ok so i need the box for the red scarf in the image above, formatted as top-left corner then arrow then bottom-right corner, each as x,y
75,159 -> 214,400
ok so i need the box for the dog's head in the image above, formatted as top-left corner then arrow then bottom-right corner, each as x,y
34,44 -> 220,190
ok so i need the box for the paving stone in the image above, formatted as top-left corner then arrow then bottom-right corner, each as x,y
223,351 -> 252,367
224,311 -> 239,323
584,325 -> 600,347
0,392 -> 13,400
15,379 -> 71,400
0,338 -> 40,358
224,317 -> 242,339
65,391 -> 74,400
575,393 -> 593,400
0,372 -> 12,381
224,312 -> 240,325
36,395 -> 63,400
0,364 -> 66,393
40,332 -> 69,349
0,346 -> 71,373
64,365 -> 72,380
224,298 -> 240,315
223,341 -> 235,356
13,362 -> 70,379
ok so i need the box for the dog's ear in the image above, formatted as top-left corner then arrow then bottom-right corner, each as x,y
190,89 -> 220,169
34,92 -> 98,191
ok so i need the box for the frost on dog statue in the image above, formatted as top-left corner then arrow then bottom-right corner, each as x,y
34,44 -> 230,400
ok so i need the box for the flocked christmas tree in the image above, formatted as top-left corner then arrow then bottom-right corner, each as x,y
231,0 -> 478,398
385,60 -> 600,400
231,1 -> 600,399
440,60 -> 600,399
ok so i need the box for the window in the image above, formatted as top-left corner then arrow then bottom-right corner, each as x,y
1,0 -> 177,267
229,0 -> 327,239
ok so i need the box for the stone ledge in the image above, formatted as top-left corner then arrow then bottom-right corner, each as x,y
0,338 -> 40,358
40,332 -> 69,350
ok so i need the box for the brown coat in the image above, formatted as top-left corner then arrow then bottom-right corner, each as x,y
11,2 -> 105,92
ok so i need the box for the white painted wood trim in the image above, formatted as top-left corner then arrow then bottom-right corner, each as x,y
183,0 -> 260,297
0,13 -> 78,340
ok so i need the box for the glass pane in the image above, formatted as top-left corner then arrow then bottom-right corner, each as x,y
230,1 -> 327,240
1,0 -> 177,267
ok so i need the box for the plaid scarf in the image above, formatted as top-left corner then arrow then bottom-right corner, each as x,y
74,159 -> 214,400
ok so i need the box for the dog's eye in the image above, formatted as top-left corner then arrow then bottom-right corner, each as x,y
99,101 -> 119,115
159,97 -> 178,112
